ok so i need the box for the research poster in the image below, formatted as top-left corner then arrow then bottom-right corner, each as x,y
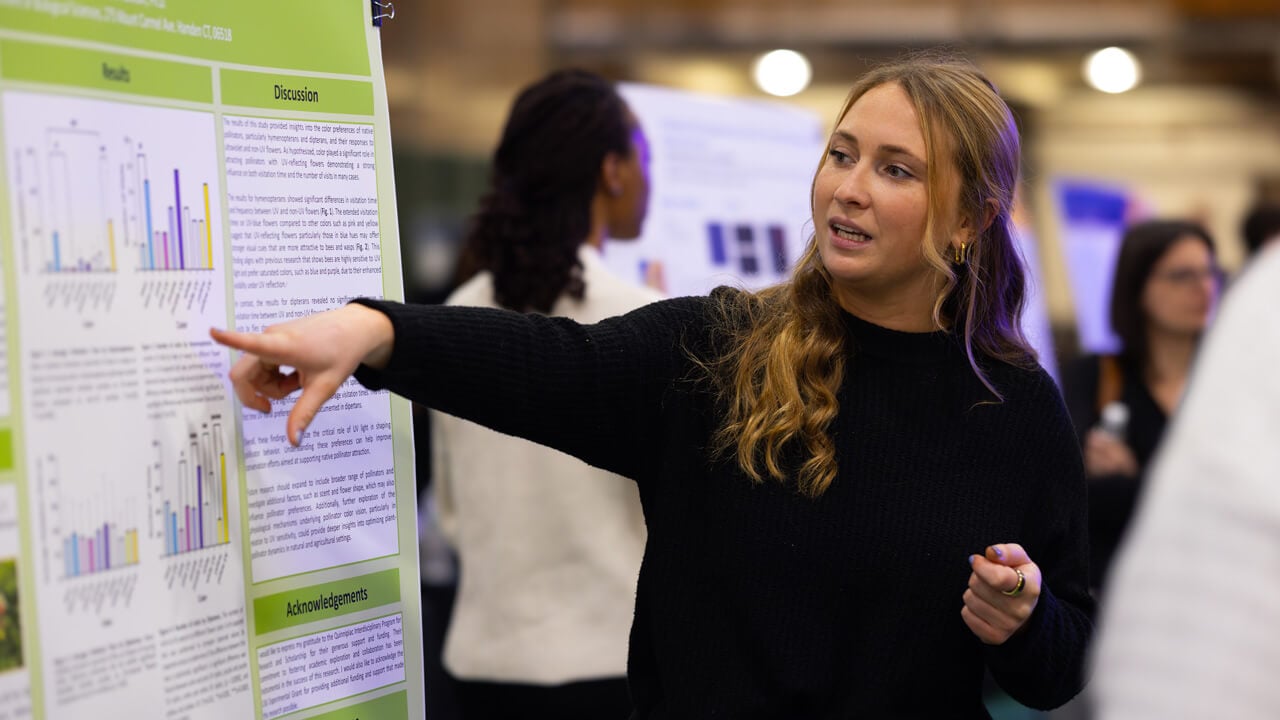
0,2 -> 424,718
1054,179 -> 1137,355
606,83 -> 826,296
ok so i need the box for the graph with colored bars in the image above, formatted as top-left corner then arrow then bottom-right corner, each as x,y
706,222 -> 790,278
151,415 -> 231,557
9,122 -> 215,275
32,455 -> 142,580
63,521 -> 140,578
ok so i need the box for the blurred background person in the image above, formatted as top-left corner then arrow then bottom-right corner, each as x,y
1241,202 -> 1280,260
1091,245 -> 1280,720
1062,220 -> 1222,592
430,68 -> 661,720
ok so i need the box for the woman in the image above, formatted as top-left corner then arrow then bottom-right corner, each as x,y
432,69 -> 660,719
1063,220 -> 1220,590
214,56 -> 1093,716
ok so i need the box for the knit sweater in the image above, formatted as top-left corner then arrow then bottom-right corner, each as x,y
353,291 -> 1094,718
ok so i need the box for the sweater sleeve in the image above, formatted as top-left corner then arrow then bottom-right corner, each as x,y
348,295 -> 711,482
984,370 -> 1096,709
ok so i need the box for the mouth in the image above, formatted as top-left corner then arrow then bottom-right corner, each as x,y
830,221 -> 872,243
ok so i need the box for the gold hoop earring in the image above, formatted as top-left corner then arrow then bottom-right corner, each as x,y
953,241 -> 968,265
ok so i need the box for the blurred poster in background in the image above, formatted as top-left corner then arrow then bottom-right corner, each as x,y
1012,188 -> 1058,381
607,84 -> 825,297
1055,179 -> 1142,355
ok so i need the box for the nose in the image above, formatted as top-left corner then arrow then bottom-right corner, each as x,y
833,164 -> 870,208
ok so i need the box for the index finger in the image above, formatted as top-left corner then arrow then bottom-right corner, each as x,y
210,327 -> 296,365
984,543 -> 1031,567
285,374 -> 343,446
970,554 -> 1022,593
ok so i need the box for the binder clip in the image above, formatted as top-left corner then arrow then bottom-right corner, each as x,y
372,0 -> 395,26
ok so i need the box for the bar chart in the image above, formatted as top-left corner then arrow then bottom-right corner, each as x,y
705,221 -> 790,277
33,455 -> 142,581
149,414 -> 231,558
132,163 -> 217,274
3,92 -> 220,279
63,524 -> 140,578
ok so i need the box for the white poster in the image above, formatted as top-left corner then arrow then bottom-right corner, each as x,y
0,2 -> 424,718
607,84 -> 826,296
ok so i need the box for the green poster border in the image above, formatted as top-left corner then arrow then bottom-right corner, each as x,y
0,2 -> 424,718
0,1 -> 370,77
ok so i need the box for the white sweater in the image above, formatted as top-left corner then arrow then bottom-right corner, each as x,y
1092,247 -> 1280,719
431,245 -> 662,684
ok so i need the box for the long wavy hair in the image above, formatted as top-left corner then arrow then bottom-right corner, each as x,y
706,56 -> 1037,498
457,69 -> 633,312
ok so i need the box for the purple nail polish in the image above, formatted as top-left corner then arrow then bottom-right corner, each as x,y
968,555 -> 976,566
992,546 -> 1004,559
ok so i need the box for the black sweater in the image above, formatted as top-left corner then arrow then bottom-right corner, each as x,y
353,294 -> 1093,718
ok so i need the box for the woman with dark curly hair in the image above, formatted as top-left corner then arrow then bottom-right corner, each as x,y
453,69 -> 653,313
214,55 -> 1092,716
430,69 -> 660,720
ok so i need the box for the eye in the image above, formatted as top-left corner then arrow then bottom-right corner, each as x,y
884,164 -> 913,179
827,148 -> 853,165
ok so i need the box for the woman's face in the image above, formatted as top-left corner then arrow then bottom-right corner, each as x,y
606,114 -> 652,241
812,82 -> 961,324
1141,236 -> 1220,336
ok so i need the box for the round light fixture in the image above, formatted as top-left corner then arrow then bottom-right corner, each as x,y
752,49 -> 812,97
1084,47 -> 1141,94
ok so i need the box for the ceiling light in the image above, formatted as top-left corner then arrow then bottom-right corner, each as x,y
752,49 -> 811,97
1084,47 -> 1141,94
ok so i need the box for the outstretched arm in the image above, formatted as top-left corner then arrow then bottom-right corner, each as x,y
211,303 -> 395,445
214,296 -> 709,480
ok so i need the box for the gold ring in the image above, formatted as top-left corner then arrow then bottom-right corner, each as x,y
1002,568 -> 1026,597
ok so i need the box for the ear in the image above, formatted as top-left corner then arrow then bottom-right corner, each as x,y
950,199 -> 1000,252
978,198 -> 999,233
600,152 -> 624,197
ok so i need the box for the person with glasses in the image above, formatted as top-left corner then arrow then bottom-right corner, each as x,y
1062,219 -> 1222,592
1091,244 -> 1280,720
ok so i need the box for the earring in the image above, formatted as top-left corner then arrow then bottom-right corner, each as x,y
953,241 -> 968,265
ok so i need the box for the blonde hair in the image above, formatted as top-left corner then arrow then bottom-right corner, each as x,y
705,55 -> 1036,498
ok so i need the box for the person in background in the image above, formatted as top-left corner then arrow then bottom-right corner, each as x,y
1062,220 -> 1222,591
431,69 -> 660,720
1241,201 -> 1280,259
1090,244 -> 1280,719
212,55 -> 1093,717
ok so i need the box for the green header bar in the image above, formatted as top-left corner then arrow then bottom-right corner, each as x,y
0,40 -> 212,103
253,568 -> 400,635
309,691 -> 409,720
0,0 -> 370,77
221,69 -> 374,116
0,429 -> 12,472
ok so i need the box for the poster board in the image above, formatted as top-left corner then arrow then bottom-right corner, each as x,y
1055,179 -> 1137,355
0,2 -> 423,718
605,83 -> 826,296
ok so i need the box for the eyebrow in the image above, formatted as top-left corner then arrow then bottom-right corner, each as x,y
831,130 -> 925,167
